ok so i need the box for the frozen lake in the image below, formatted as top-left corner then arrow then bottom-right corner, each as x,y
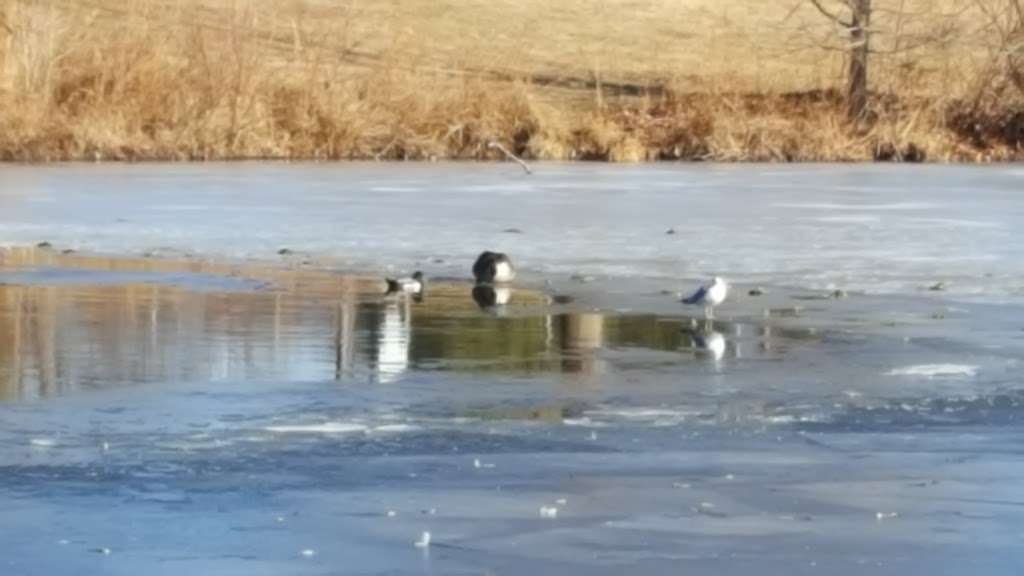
1,163 -> 1023,299
0,164 -> 1022,575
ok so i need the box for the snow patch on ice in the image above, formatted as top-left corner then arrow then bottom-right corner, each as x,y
776,202 -> 936,211
886,364 -> 978,378
372,424 -> 419,433
265,422 -> 368,434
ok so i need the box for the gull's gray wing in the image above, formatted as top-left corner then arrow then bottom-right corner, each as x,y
682,285 -> 708,305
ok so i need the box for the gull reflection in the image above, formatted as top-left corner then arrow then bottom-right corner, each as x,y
686,325 -> 726,363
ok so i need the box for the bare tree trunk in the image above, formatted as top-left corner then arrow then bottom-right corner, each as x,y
847,0 -> 871,121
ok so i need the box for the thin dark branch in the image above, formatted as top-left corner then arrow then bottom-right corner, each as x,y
971,0 -> 1007,37
809,0 -> 854,27
782,2 -> 804,23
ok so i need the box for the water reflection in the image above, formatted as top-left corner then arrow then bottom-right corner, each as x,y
376,298 -> 411,383
0,250 -> 820,401
554,313 -> 606,374
471,284 -> 513,310
687,327 -> 726,362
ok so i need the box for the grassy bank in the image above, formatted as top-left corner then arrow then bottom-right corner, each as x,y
0,0 -> 1022,162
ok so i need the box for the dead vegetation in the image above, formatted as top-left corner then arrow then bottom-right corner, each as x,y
0,0 -> 1021,162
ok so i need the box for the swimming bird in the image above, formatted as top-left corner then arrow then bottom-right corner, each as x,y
385,271 -> 424,296
682,277 -> 728,319
472,251 -> 515,284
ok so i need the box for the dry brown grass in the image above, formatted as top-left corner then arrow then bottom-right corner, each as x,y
0,0 -> 1021,162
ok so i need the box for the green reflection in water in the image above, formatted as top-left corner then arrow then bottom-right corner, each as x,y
0,253 -> 819,401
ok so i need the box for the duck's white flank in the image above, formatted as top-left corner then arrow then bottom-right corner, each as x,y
493,261 -> 515,283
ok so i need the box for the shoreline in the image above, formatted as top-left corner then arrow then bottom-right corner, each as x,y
3,157 -> 1024,165
3,143 -> 1021,165
4,87 -> 1021,164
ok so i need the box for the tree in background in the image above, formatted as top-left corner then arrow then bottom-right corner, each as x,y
808,0 -> 872,122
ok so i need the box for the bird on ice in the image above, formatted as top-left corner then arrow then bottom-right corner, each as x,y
682,277 -> 729,319
385,271 -> 424,295
472,251 -> 515,284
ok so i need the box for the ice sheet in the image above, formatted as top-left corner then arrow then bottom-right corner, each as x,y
1,163 -> 1021,301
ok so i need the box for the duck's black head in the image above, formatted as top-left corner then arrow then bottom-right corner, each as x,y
473,251 -> 512,283
475,250 -> 509,264
412,271 -> 424,281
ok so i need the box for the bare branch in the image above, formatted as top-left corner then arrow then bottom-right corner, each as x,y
809,0 -> 854,27
487,142 -> 532,175
972,0 -> 1008,37
781,2 -> 804,24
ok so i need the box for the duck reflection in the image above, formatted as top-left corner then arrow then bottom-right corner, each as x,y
472,284 -> 512,310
